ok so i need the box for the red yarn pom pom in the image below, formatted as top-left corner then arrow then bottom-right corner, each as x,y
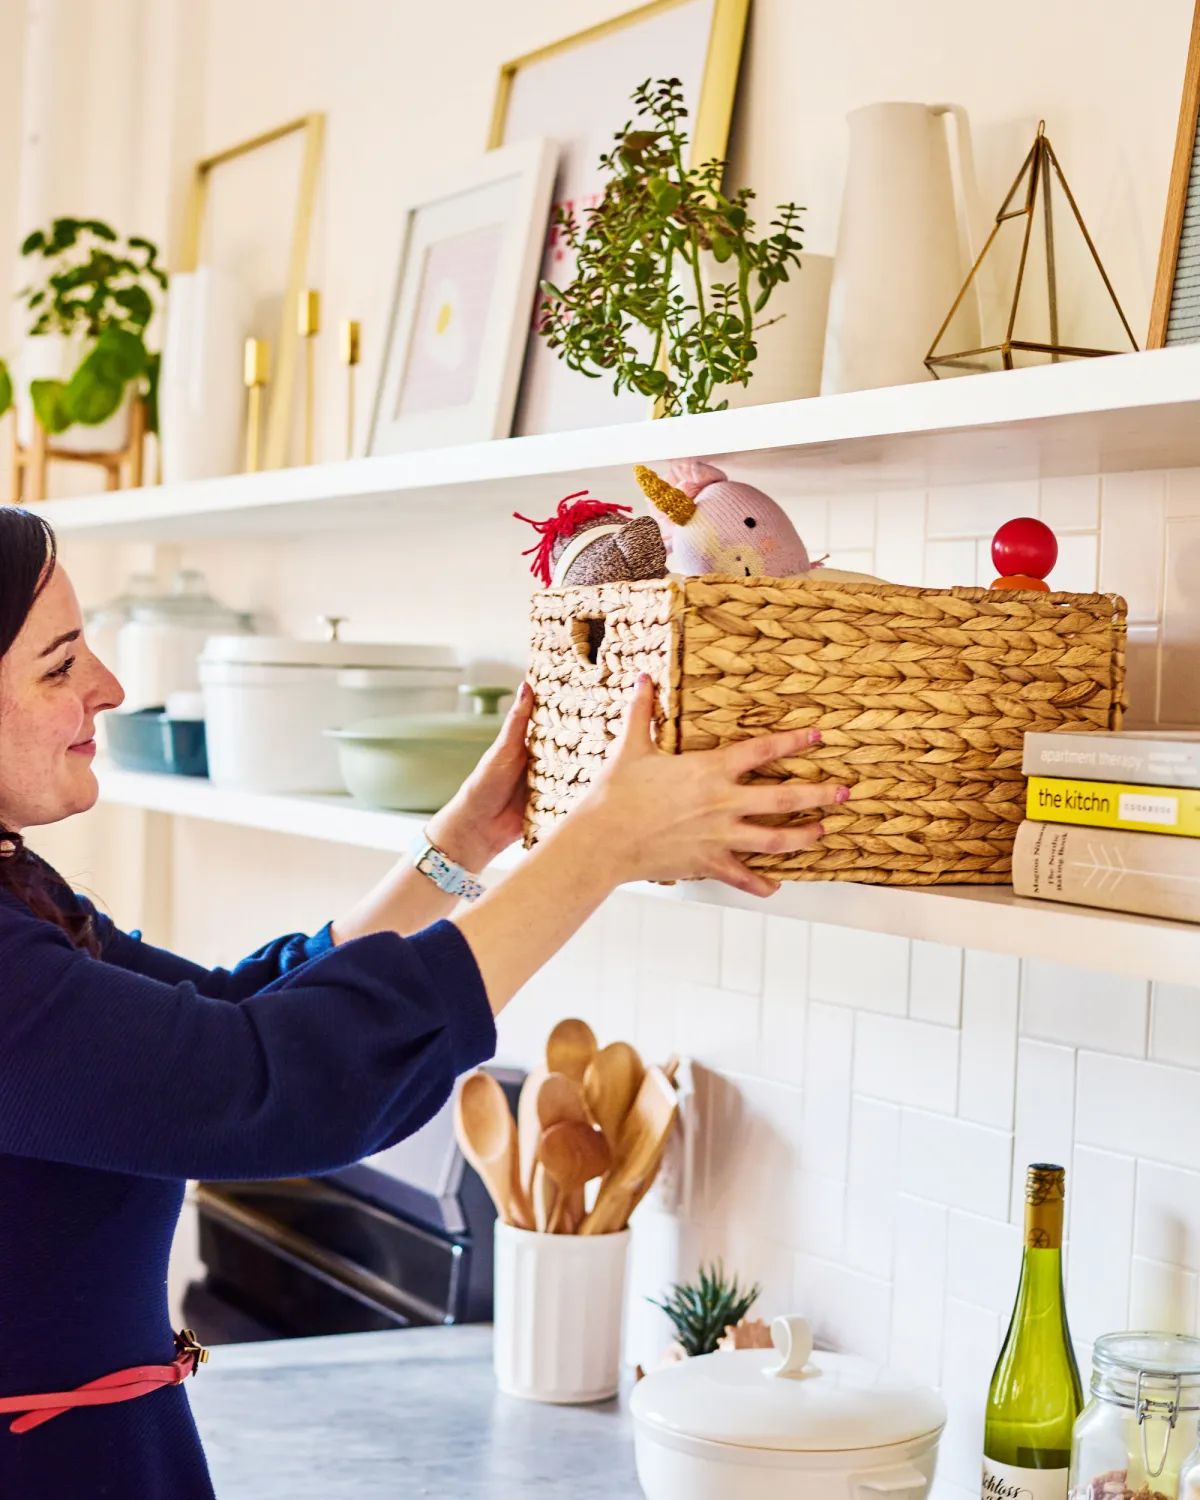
514,491 -> 633,586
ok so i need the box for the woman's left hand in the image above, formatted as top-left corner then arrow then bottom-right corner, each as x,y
425,682 -> 534,873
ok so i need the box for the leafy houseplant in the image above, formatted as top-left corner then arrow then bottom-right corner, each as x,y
649,1261 -> 762,1358
0,217 -> 168,437
538,78 -> 804,416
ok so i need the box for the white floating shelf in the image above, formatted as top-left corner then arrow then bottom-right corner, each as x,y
33,346 -> 1200,542
98,766 -> 1196,986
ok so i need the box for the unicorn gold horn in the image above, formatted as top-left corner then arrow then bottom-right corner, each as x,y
634,464 -> 695,527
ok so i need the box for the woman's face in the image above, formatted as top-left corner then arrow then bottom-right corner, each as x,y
0,564 -> 123,833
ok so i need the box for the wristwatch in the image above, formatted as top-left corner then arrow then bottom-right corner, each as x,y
410,831 -> 485,903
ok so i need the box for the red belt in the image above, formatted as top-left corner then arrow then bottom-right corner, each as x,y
0,1329 -> 208,1435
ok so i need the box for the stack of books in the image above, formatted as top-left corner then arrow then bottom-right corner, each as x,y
1012,731 -> 1200,922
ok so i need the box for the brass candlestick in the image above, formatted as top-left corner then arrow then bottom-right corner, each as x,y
339,318 -> 361,459
298,288 -> 320,464
243,338 -> 270,473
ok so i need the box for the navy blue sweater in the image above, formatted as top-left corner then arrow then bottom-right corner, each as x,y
0,888 -> 496,1498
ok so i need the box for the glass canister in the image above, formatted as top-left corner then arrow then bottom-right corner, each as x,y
1069,1333 -> 1200,1499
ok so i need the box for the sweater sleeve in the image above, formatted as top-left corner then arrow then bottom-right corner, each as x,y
82,898 -> 339,1000
0,896 -> 496,1181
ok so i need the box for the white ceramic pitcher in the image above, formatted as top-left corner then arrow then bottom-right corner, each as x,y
821,101 -> 984,394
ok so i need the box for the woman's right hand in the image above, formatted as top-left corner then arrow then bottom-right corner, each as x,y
574,675 -> 847,898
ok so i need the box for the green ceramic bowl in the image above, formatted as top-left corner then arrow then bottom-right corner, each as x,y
327,686 -> 511,813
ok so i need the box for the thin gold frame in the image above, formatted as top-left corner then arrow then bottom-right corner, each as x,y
180,113 -> 325,469
926,123 -> 1138,377
1149,0 -> 1200,347
487,0 -> 750,421
487,0 -> 750,163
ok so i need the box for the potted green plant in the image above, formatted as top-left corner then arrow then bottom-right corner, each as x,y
538,78 -> 804,416
649,1261 -> 763,1361
0,217 -> 167,452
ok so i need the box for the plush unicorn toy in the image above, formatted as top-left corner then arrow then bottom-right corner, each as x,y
635,460 -> 879,582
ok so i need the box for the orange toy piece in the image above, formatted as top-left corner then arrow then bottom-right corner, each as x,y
991,574 -> 1051,591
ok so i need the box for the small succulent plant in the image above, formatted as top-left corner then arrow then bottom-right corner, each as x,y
648,1261 -> 762,1358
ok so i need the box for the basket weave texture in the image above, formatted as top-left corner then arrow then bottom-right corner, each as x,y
525,576 -> 1127,885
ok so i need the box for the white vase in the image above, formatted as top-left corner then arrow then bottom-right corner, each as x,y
15,333 -> 132,452
821,102 -> 983,394
157,268 -> 249,484
722,253 -> 834,408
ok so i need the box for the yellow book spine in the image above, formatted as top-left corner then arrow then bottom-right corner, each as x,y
1025,777 -> 1200,838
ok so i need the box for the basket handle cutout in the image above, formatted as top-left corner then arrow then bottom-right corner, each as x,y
570,615 -> 607,666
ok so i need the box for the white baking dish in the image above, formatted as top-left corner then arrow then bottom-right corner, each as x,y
199,634 -> 460,794
629,1317 -> 945,1500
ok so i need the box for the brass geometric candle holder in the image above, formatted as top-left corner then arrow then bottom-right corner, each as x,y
339,318 -> 361,460
243,337 -> 270,473
926,121 -> 1139,376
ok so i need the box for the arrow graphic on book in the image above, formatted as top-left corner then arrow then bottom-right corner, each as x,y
1072,840 -> 1200,892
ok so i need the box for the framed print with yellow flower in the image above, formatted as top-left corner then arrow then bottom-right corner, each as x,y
367,138 -> 557,455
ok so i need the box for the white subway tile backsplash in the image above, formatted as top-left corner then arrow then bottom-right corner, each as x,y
845,1183 -> 896,1279
639,900 -> 722,986
802,1002 -> 855,1179
1076,1053 -> 1200,1170
1011,1039 -> 1077,1223
959,952 -> 1019,1129
759,917 -> 809,1084
829,494 -> 876,551
1129,1256 -> 1198,1334
1022,959 -> 1148,1058
1161,515 -> 1200,725
1098,471 -> 1165,622
890,1195 -> 949,1384
1150,982 -> 1200,1070
874,491 -> 927,585
719,907 -> 765,997
900,1110 -> 1012,1220
854,1013 -> 959,1114
1167,467 -> 1200,518
926,480 -> 1038,539
947,1210 -> 1022,1318
910,941 -> 963,1026
794,1253 -> 892,1362
1051,533 -> 1099,593
1134,1160 -> 1200,1272
924,539 -> 977,590
809,923 -> 909,1013
1068,1145 -> 1136,1344
1040,474 -> 1099,531
849,1097 -> 902,1187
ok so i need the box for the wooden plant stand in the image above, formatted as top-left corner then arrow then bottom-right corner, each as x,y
9,397 -> 147,504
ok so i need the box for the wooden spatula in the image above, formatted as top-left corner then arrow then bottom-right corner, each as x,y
583,1041 -> 645,1150
579,1066 -> 677,1236
546,1018 -> 597,1085
453,1072 -> 532,1230
539,1121 -> 612,1234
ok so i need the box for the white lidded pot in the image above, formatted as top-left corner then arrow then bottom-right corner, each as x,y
199,618 -> 460,794
630,1316 -> 946,1500
116,569 -> 253,713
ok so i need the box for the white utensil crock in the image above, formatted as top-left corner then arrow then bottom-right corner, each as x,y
493,1223 -> 630,1405
821,101 -> 983,394
630,1315 -> 945,1500
158,268 -> 249,484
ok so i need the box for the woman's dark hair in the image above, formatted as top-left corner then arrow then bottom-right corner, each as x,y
0,506 -> 98,953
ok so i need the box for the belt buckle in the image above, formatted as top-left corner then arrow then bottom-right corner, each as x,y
174,1328 -> 209,1373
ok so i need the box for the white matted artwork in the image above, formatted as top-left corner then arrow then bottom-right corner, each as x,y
488,0 -> 750,437
368,138 -> 557,454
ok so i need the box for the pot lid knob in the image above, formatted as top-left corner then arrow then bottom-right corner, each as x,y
765,1316 -> 814,1381
460,685 -> 512,716
319,614 -> 347,642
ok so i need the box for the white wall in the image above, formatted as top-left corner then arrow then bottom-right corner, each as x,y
10,6 -> 1200,1500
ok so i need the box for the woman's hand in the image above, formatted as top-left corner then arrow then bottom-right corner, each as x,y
425,682 -> 534,872
574,676 -> 844,898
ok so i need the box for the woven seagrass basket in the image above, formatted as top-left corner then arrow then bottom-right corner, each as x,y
524,575 -> 1127,886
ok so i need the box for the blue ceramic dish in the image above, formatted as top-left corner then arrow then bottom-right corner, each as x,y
107,708 -> 209,778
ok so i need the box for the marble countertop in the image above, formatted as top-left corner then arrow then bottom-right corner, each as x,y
189,1324 -> 640,1498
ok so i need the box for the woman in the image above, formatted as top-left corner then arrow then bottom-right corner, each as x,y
0,505 -> 836,1497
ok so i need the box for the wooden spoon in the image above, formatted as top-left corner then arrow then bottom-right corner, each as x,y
531,1162 -> 558,1234
453,1072 -> 532,1230
536,1071 -> 591,1132
546,1018 -> 598,1085
580,1066 -> 678,1236
517,1064 -> 549,1198
583,1041 -> 645,1149
539,1121 -> 612,1234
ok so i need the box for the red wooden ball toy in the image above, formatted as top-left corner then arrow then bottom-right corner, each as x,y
991,517 -> 1058,581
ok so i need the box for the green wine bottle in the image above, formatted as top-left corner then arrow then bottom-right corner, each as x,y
982,1163 -> 1083,1500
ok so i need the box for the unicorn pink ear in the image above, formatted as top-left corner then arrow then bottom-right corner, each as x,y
664,458 -> 726,499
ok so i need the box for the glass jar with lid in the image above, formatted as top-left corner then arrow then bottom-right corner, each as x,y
1070,1332 -> 1200,1499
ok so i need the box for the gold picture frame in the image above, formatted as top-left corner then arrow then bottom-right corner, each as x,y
179,113 -> 325,469
487,0 -> 751,435
1149,0 -> 1200,348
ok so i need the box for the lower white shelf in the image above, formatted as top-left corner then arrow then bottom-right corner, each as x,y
96,765 -> 1198,986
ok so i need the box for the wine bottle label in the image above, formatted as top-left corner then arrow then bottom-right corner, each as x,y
982,1459 -> 1068,1500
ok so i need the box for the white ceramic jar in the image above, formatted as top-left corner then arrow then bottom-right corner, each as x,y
199,633 -> 460,794
116,570 -> 253,713
630,1316 -> 946,1500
